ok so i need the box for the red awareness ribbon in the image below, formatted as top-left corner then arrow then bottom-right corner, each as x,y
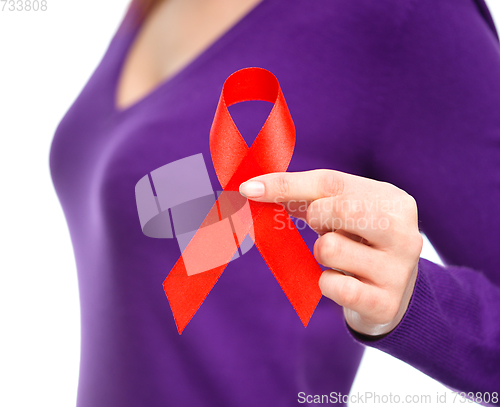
163,67 -> 323,334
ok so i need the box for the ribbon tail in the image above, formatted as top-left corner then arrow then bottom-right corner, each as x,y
163,191 -> 245,334
252,204 -> 323,327
163,259 -> 226,334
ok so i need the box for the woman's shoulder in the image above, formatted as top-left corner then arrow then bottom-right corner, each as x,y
289,0 -> 414,30
288,0 -> 497,40
278,0 -> 416,55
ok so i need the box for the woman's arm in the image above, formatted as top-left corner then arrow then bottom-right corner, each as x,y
349,0 -> 500,397
241,0 -> 500,400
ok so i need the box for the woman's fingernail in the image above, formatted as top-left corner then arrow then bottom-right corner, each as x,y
239,181 -> 265,198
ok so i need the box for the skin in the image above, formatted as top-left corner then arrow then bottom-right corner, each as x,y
117,0 -> 263,110
239,170 -> 423,337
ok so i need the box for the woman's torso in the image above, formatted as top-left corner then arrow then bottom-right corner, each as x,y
49,0 -> 500,405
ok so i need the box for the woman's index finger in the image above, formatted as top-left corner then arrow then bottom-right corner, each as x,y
239,169 -> 346,203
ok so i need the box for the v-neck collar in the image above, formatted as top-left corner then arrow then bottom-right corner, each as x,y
111,0 -> 272,118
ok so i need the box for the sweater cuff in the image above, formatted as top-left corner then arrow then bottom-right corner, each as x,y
345,258 -> 455,373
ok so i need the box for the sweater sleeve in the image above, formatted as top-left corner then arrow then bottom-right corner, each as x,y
347,0 -> 500,399
350,259 -> 500,399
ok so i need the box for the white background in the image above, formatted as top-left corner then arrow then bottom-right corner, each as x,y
0,1 -> 499,406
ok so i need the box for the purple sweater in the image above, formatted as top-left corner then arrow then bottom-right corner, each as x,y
49,0 -> 500,405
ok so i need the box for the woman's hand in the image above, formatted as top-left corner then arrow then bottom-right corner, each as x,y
239,170 -> 423,336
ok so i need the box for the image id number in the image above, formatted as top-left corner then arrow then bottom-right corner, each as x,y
1,0 -> 48,11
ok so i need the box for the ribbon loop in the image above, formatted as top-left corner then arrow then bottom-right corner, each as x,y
163,67 -> 322,334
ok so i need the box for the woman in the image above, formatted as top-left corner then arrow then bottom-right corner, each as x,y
50,0 -> 500,405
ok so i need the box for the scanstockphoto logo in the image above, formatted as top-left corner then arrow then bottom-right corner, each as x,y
273,196 -> 405,232
135,153 -> 255,274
